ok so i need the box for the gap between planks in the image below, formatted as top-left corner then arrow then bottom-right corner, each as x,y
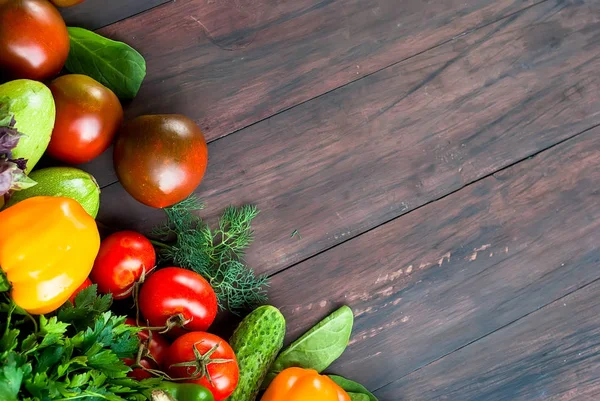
268,121 -> 600,281
97,0 -> 552,191
371,274 -> 600,396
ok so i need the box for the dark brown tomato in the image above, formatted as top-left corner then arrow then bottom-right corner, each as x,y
48,74 -> 123,164
0,0 -> 70,80
113,115 -> 208,208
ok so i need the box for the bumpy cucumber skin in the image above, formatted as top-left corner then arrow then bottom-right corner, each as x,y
226,305 -> 286,401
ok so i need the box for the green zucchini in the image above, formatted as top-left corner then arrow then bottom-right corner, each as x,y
226,305 -> 286,401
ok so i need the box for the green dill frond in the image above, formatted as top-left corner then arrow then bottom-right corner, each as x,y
152,196 -> 268,313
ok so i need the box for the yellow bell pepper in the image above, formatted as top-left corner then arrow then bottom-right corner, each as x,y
261,367 -> 351,401
0,196 -> 100,314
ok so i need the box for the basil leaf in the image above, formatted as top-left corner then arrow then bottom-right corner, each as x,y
265,306 -> 353,386
329,375 -> 378,401
349,394 -> 371,401
65,27 -> 146,99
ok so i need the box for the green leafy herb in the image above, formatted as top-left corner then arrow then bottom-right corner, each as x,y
65,27 -> 147,99
328,375 -> 378,401
265,306 -> 354,386
152,196 -> 269,313
0,286 -> 158,400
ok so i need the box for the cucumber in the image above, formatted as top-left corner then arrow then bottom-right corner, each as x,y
226,305 -> 286,401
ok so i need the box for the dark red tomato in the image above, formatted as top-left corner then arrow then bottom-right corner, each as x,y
123,357 -> 155,381
163,332 -> 238,401
50,0 -> 84,7
90,231 -> 156,300
114,115 -> 208,208
124,317 -> 170,380
0,0 -> 70,80
67,277 -> 92,304
47,74 -> 123,164
138,267 -> 217,335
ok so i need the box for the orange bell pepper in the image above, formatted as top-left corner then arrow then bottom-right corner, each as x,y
261,367 -> 351,401
0,196 -> 100,314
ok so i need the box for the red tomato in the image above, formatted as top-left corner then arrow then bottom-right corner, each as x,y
67,277 -> 92,304
90,231 -> 156,300
50,0 -> 84,7
113,114 -> 208,208
124,318 -> 170,380
0,0 -> 70,80
163,332 -> 239,401
123,357 -> 155,381
48,74 -> 123,164
138,267 -> 217,335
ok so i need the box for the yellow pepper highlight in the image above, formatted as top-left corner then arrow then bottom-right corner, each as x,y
261,367 -> 351,401
0,196 -> 100,314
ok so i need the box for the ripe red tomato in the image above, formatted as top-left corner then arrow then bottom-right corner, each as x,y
163,332 -> 239,401
123,318 -> 170,380
90,231 -> 156,300
113,115 -> 208,208
47,74 -> 123,164
138,267 -> 217,335
50,0 -> 84,7
0,0 -> 70,80
67,277 -> 92,304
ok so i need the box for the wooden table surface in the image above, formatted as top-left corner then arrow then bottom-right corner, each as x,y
62,0 -> 600,399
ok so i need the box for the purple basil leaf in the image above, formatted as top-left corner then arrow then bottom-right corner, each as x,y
9,158 -> 27,171
0,126 -> 21,154
0,161 -> 13,196
0,159 -> 35,196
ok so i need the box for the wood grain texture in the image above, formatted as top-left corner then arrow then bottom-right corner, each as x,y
96,0 -> 600,276
60,0 -> 172,30
90,0 -> 541,144
267,126 -> 600,393
375,277 -> 600,400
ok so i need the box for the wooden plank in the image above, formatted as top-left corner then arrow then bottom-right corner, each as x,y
96,0 -> 600,276
89,0 -> 541,145
375,277 -> 600,400
60,0 -> 171,30
266,126 -> 600,392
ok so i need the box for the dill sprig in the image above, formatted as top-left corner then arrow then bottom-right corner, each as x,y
151,196 -> 269,313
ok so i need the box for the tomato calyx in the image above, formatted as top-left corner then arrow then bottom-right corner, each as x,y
168,340 -> 234,386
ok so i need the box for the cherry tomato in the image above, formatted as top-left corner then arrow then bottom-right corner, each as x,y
47,74 -> 123,164
67,277 -> 92,304
0,0 -> 70,80
123,357 -> 155,381
90,231 -> 156,300
163,331 -> 239,401
123,318 -> 170,380
138,267 -> 217,335
50,0 -> 84,7
114,114 -> 208,208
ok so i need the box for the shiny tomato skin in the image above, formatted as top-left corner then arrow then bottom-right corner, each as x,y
124,317 -> 171,380
0,0 -> 70,80
90,231 -> 156,300
138,267 -> 217,334
113,115 -> 208,208
50,0 -> 84,7
48,74 -> 123,164
164,332 -> 239,401
67,277 -> 92,304
123,357 -> 155,381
